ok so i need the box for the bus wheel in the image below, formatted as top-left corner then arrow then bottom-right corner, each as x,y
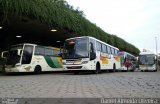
34,65 -> 41,75
141,70 -> 143,72
112,64 -> 116,72
154,70 -> 157,72
95,63 -> 100,74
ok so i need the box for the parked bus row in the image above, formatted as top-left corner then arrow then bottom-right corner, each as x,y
0,36 -> 158,74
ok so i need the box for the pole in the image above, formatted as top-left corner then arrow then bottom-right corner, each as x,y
155,37 -> 157,54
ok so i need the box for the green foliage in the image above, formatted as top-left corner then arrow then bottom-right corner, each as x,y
0,0 -> 140,55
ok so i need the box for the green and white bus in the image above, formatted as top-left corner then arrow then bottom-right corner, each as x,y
62,36 -> 121,74
1,43 -> 63,74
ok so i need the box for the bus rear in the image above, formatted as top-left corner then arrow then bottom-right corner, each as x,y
118,51 -> 136,71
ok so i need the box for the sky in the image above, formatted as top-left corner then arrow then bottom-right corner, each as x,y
66,0 -> 160,54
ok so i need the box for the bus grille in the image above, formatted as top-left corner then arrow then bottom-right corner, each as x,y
67,66 -> 82,69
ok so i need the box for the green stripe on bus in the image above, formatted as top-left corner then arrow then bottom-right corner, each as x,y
44,56 -> 57,68
51,58 -> 62,68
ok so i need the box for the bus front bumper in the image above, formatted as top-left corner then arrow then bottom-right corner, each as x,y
139,65 -> 156,71
63,64 -> 94,70
5,67 -> 20,72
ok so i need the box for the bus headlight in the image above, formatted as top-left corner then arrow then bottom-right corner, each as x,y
82,61 -> 88,64
62,62 -> 66,65
15,63 -> 21,67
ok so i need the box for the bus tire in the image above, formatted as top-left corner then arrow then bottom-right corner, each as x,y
95,63 -> 100,74
34,65 -> 41,75
154,70 -> 157,72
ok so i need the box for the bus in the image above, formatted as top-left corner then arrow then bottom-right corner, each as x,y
1,43 -> 63,74
157,53 -> 160,70
138,51 -> 157,72
62,36 -> 121,74
118,51 -> 137,71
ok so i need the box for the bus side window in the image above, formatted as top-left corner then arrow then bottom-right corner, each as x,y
102,44 -> 106,53
107,46 -> 111,54
111,48 -> 115,55
114,49 -> 117,55
53,49 -> 60,57
45,48 -> 53,56
117,50 -> 119,55
96,41 -> 102,52
115,50 -> 117,55
35,46 -> 45,55
106,46 -> 108,54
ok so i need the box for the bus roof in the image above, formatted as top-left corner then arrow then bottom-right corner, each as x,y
11,43 -> 37,47
139,51 -> 155,55
11,43 -> 60,50
119,51 -> 135,58
66,36 -> 119,50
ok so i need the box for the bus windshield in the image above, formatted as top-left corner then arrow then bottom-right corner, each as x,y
6,45 -> 23,65
139,54 -> 155,65
63,37 -> 88,59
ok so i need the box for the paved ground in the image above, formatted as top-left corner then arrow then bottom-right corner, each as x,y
0,70 -> 160,98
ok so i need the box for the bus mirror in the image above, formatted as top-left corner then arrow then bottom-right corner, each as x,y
17,49 -> 22,56
155,56 -> 157,61
90,52 -> 96,60
1,51 -> 9,58
15,63 -> 21,66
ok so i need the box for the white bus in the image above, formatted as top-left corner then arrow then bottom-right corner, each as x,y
118,51 -> 136,71
62,36 -> 121,74
157,53 -> 160,70
138,51 -> 157,72
1,43 -> 63,74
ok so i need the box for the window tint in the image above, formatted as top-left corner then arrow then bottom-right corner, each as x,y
53,49 -> 60,56
107,46 -> 111,54
96,42 -> 102,51
45,48 -> 53,56
115,50 -> 118,55
35,46 -> 45,55
22,45 -> 33,64
111,48 -> 115,55
102,44 -> 107,53
75,38 -> 88,57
